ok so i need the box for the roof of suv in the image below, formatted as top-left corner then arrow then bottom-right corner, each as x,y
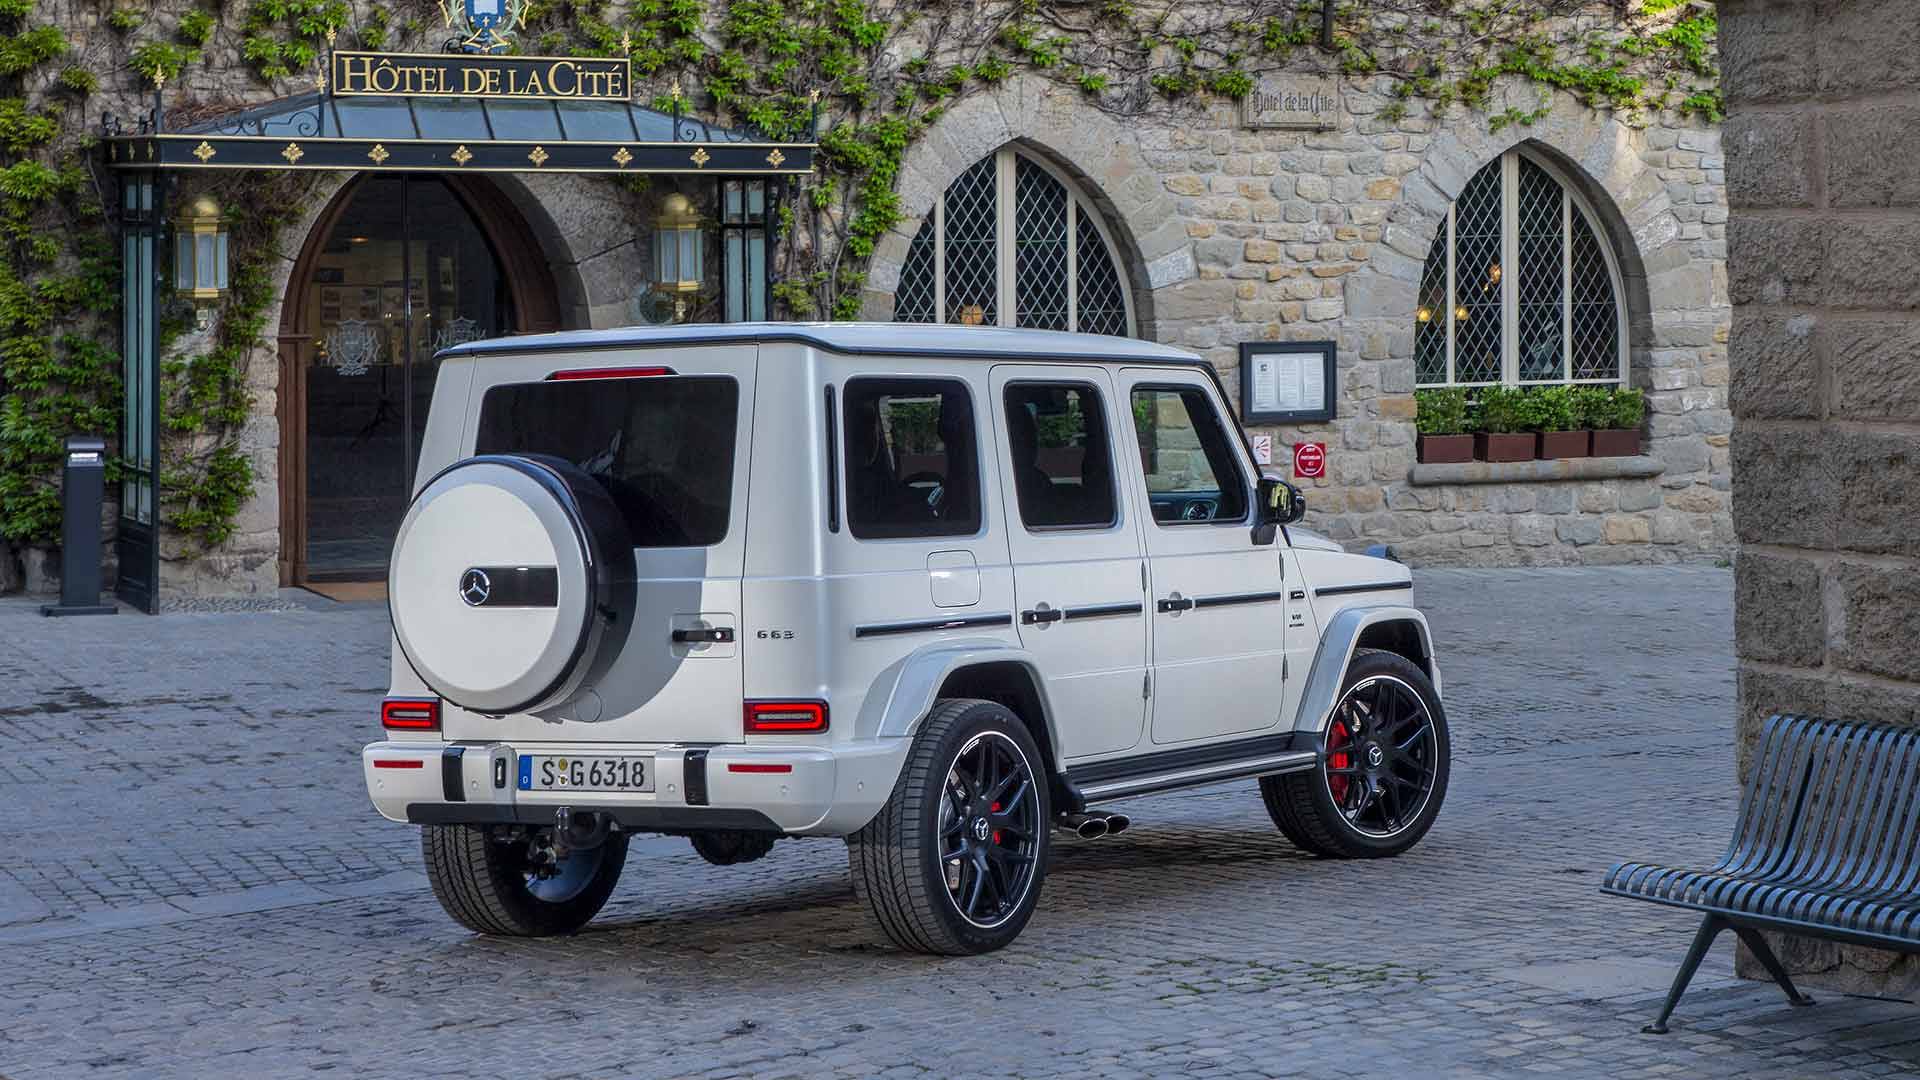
439,322 -> 1207,367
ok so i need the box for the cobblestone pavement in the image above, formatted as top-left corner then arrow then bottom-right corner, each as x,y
2,567 -> 1916,1080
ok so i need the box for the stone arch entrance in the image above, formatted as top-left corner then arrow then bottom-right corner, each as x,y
276,173 -> 562,585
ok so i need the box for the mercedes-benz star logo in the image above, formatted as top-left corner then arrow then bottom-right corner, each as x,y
459,568 -> 492,607
1367,744 -> 1385,767
972,817 -> 991,842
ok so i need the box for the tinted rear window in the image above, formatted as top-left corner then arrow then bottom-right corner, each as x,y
475,376 -> 739,547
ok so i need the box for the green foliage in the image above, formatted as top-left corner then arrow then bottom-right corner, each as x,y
1413,387 -> 1471,437
178,8 -> 217,46
0,25 -> 68,75
1605,387 -> 1646,430
106,8 -> 143,33
1475,386 -> 1530,435
55,67 -> 97,95
239,0 -> 345,81
1525,385 -> 1577,432
131,42 -> 198,84
1568,385 -> 1614,430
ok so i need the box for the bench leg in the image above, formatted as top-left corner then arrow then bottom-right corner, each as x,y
1644,915 -> 1725,1035
1730,925 -> 1816,1009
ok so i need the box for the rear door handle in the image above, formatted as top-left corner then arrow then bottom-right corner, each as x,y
1020,608 -> 1065,625
1156,596 -> 1195,613
672,627 -> 736,644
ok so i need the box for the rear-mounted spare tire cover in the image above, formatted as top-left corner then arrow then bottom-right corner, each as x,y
389,454 -> 635,716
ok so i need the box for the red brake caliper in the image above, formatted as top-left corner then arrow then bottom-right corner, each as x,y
991,802 -> 1002,844
1326,721 -> 1352,804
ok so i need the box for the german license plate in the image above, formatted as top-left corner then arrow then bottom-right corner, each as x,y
518,754 -> 655,793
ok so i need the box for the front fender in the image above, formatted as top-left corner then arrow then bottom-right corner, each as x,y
856,638 -> 1062,766
1289,605 -> 1439,735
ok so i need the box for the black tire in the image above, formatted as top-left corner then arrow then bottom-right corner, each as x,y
847,698 -> 1051,955
1261,648 -> 1450,859
423,824 -> 628,936
689,829 -> 778,866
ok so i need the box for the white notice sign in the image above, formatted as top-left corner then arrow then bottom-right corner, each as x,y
1240,341 -> 1336,423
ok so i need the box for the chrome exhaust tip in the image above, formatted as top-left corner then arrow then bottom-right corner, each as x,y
1059,813 -> 1109,840
1102,812 -> 1131,837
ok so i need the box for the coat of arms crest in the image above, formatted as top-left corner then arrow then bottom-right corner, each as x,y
438,0 -> 526,54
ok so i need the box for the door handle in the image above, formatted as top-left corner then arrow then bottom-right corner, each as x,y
1020,607 -> 1065,625
672,627 -> 735,644
1156,596 -> 1195,614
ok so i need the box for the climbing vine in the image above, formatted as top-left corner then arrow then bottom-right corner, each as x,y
0,0 -> 1716,579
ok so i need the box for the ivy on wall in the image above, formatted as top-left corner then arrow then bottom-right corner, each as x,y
0,0 -> 1717,573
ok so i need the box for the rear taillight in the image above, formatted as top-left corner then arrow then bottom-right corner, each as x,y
548,366 -> 675,380
743,700 -> 828,734
381,698 -> 441,732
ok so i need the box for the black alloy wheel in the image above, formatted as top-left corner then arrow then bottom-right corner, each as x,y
1262,648 -> 1450,859
937,730 -> 1043,929
1322,674 -> 1441,838
848,698 -> 1053,955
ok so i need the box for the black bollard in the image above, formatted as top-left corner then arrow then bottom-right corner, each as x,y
40,436 -> 117,617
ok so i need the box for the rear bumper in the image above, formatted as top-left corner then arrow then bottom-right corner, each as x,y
362,737 -> 908,836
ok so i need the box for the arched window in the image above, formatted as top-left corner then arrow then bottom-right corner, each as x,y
1414,148 -> 1627,387
894,147 -> 1135,336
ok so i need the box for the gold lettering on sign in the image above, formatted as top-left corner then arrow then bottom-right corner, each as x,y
330,51 -> 633,101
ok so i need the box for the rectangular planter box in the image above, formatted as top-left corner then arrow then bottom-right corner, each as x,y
1417,433 -> 1475,464
1475,432 -> 1536,463
1591,428 -> 1642,457
1538,430 -> 1591,459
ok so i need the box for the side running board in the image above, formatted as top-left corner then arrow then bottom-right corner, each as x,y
1061,732 -> 1317,807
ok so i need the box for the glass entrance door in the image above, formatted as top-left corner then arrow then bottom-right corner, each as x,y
302,176 -> 509,578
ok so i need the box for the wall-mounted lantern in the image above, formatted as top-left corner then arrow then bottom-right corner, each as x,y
173,194 -> 229,329
654,191 -> 703,320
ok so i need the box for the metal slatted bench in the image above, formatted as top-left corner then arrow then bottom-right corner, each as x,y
1602,714 -> 1920,1034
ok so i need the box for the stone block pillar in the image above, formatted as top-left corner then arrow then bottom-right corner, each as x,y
1723,0 -> 1920,994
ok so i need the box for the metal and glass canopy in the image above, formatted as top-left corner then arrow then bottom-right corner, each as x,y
102,84 -> 815,176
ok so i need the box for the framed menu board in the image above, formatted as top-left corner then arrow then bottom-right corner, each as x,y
1239,340 -> 1336,424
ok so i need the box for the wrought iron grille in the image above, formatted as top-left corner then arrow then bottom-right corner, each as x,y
942,155 -> 999,326
1416,150 -> 1626,387
1014,155 -> 1070,331
1451,162 -> 1504,385
1075,206 -> 1128,337
895,148 -> 1133,336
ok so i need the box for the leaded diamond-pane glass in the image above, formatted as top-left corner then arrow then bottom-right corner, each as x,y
1414,227 -> 1448,384
895,217 -> 936,323
943,155 -> 998,326
1076,205 -> 1128,336
1014,155 -> 1069,330
1451,160 -> 1503,384
1569,208 -> 1620,380
1516,157 -> 1564,381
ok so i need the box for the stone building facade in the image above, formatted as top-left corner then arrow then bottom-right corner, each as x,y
1723,0 -> 1920,995
865,77 -> 1732,570
0,8 -> 1731,604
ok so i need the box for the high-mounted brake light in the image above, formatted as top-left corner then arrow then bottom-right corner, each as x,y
743,700 -> 829,734
381,698 -> 441,732
548,366 -> 675,381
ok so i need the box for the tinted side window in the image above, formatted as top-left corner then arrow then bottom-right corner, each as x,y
844,378 -> 981,539
1004,383 -> 1117,530
1131,386 -> 1249,524
475,376 -> 739,546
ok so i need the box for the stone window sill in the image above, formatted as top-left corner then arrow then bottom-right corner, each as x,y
1407,455 -> 1665,486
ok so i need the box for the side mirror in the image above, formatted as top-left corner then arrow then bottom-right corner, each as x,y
1259,475 -> 1307,526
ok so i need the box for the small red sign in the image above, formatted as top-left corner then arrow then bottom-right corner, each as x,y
1293,442 -> 1326,479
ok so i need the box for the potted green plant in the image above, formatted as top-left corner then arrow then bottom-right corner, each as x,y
1569,386 -> 1612,457
1414,387 -> 1474,463
1530,386 -> 1587,458
1473,386 -> 1535,462
1591,387 -> 1645,456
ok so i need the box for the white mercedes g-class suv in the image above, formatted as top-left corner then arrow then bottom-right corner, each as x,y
365,323 -> 1449,955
